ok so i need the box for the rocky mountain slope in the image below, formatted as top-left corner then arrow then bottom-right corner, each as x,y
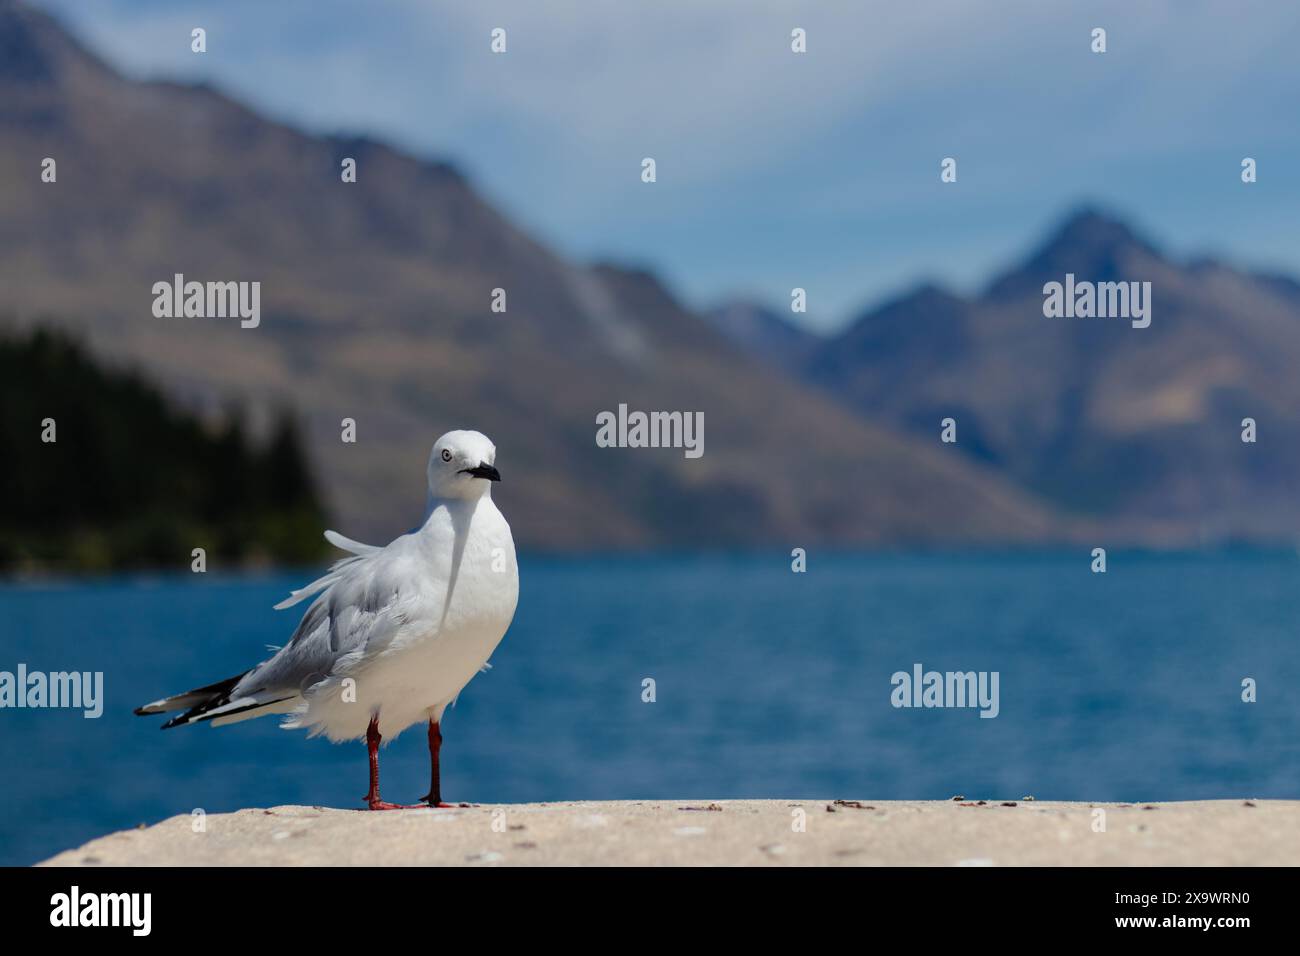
704,300 -> 820,373
0,0 -> 1060,551
808,209 -> 1300,544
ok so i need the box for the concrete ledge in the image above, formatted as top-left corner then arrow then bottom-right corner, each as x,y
38,799 -> 1299,867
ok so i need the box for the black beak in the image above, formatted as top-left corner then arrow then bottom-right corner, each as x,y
460,463 -> 501,482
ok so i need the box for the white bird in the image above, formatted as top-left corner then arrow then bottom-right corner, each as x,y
136,430 -> 519,810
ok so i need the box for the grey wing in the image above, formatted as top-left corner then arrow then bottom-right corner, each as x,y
235,552 -> 419,699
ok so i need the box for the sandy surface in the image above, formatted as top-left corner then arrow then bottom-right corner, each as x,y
39,799 -> 1299,866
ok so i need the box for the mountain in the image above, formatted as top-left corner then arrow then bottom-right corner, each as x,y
0,0 -> 1062,552
703,300 -> 820,372
808,206 -> 1300,544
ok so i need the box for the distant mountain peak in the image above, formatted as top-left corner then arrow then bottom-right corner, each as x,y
985,204 -> 1163,298
881,281 -> 966,313
0,0 -> 56,83
703,298 -> 819,371
1041,204 -> 1161,259
806,280 -> 975,394
0,0 -> 110,87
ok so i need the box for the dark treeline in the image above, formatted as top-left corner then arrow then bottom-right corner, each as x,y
0,327 -> 329,572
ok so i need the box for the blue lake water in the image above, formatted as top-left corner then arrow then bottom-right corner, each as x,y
1,551 -> 1298,865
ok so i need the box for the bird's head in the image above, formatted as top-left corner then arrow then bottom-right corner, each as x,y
427,430 -> 500,500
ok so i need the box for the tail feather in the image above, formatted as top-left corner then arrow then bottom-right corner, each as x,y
135,670 -> 297,729
134,672 -> 247,716
162,691 -> 297,729
209,696 -> 301,728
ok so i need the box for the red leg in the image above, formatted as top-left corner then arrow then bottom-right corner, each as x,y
361,715 -> 417,810
420,719 -> 471,807
420,719 -> 447,807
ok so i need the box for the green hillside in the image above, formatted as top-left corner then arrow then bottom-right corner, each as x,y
0,328 -> 328,571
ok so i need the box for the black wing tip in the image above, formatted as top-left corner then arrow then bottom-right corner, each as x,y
134,670 -> 252,727
135,704 -> 184,726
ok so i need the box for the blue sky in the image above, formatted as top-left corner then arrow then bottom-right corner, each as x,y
32,0 -> 1300,332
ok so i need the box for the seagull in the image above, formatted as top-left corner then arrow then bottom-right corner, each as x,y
135,430 -> 519,810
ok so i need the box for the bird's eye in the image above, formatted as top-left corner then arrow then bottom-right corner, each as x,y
441,449 -> 452,462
